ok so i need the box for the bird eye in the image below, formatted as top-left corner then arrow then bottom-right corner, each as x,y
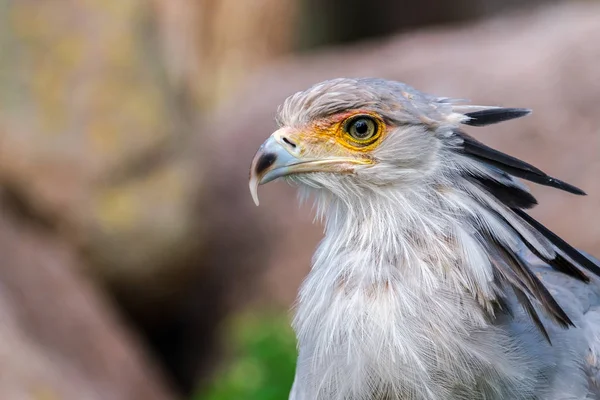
346,116 -> 378,141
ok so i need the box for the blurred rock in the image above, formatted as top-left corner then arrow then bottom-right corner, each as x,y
0,0 -> 295,389
0,0 -> 192,287
0,192 -> 176,400
153,0 -> 298,109
0,0 -> 296,288
205,1 -> 600,306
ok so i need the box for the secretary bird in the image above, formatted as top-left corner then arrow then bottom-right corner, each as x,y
249,78 -> 600,400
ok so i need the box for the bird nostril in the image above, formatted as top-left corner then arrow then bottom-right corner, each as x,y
282,136 -> 297,149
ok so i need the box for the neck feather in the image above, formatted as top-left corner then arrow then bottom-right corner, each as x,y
296,181 -> 498,315
290,183 -> 531,398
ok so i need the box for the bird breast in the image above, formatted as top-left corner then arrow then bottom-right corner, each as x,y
290,195 -> 537,399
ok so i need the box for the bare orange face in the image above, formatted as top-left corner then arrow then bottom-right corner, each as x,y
283,109 -> 390,161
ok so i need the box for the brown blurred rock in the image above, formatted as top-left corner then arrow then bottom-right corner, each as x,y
0,0 -> 191,286
0,0 -> 297,392
0,0 -> 297,287
204,2 -> 600,306
0,192 -> 176,400
152,0 -> 297,109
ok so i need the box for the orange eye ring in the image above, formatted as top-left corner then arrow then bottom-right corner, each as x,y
339,114 -> 384,149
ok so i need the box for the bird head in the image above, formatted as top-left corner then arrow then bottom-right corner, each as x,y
249,77 -> 600,343
249,78 -> 471,205
250,77 -> 582,209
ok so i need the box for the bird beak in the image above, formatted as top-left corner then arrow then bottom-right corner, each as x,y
249,133 -> 300,206
249,129 -> 369,206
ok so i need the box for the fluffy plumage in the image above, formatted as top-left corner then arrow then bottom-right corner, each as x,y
249,78 -> 600,399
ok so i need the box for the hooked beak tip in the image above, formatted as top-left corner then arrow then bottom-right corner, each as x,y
249,133 -> 296,206
249,175 -> 260,206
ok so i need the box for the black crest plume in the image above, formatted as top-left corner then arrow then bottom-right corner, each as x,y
451,106 -> 598,343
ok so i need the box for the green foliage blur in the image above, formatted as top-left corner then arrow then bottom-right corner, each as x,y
196,312 -> 297,400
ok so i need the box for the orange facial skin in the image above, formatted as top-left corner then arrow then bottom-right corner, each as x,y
284,110 -> 392,163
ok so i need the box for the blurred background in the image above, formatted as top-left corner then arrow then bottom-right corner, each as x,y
0,0 -> 599,399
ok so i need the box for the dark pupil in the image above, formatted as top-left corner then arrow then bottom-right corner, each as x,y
354,120 -> 369,137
